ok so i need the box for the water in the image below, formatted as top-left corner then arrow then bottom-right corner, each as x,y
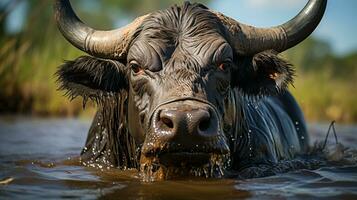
0,117 -> 357,199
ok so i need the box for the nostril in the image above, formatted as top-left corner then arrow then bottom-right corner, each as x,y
161,116 -> 174,129
198,118 -> 211,132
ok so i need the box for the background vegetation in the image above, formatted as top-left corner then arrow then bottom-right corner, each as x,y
0,0 -> 356,123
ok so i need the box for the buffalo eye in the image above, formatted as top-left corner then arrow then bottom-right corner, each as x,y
130,61 -> 144,74
217,60 -> 231,71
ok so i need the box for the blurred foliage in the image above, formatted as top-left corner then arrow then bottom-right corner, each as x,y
0,0 -> 356,123
282,37 -> 357,123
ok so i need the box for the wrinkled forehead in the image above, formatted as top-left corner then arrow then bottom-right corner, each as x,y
128,4 -> 232,68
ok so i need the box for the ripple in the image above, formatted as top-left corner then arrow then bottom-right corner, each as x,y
1,118 -> 357,199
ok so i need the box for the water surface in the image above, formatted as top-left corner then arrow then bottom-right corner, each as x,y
0,117 -> 356,199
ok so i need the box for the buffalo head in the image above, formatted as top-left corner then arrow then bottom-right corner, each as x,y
54,0 -> 326,178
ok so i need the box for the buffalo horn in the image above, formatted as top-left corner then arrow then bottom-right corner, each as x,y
214,0 -> 327,55
54,0 -> 147,59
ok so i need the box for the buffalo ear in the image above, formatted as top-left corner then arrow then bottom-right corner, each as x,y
56,56 -> 127,101
232,50 -> 295,96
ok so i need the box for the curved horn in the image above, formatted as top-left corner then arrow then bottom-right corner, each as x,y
54,0 -> 147,59
215,0 -> 327,55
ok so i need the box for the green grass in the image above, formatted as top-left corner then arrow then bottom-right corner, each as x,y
291,72 -> 357,123
0,30 -> 96,117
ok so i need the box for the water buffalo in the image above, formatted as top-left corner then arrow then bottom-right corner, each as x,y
54,0 -> 327,179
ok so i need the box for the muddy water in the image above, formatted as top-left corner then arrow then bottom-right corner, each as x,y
0,117 -> 356,199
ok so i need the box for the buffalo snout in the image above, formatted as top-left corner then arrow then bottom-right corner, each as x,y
151,101 -> 220,146
141,100 -> 229,162
157,105 -> 219,140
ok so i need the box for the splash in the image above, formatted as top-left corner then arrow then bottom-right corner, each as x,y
139,156 -> 163,182
139,153 -> 230,182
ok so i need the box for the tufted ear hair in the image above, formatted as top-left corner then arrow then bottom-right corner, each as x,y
232,50 -> 295,96
56,56 -> 128,102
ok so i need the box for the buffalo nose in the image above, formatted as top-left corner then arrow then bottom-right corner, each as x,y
157,107 -> 218,138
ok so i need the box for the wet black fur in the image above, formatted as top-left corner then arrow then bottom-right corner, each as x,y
56,56 -> 127,101
80,91 -> 139,168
